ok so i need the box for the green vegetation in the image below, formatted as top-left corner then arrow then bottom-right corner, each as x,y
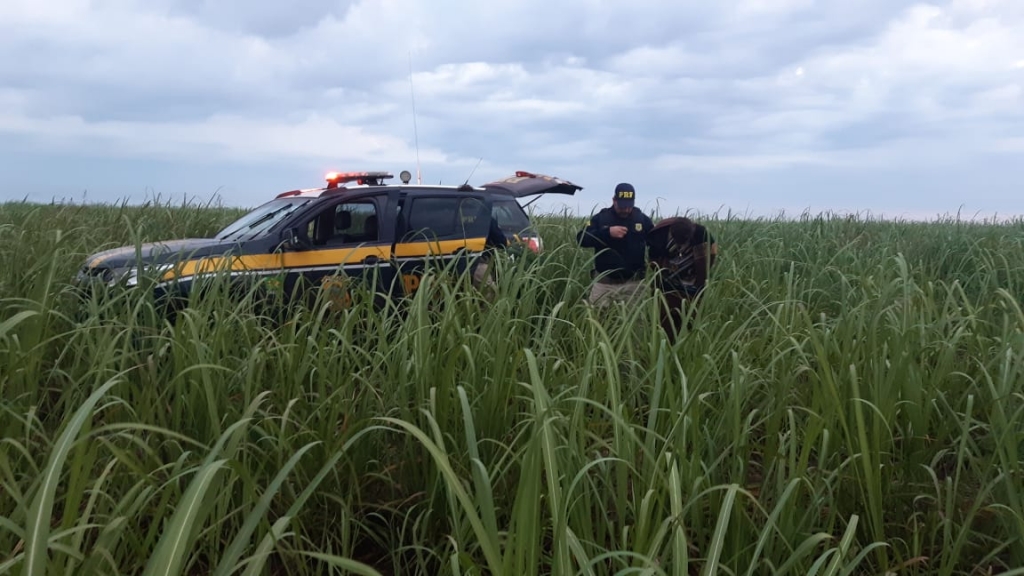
2,198 -> 1024,575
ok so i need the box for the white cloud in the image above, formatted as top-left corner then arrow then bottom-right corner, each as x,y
653,132 -> 1006,174
411,63 -> 531,97
1,0 -> 1023,216
607,45 -> 700,77
971,84 -> 1022,112
992,137 -> 1024,152
734,0 -> 815,17
0,111 -> 452,165
0,0 -> 91,24
792,3 -> 1024,84
654,152 -> 829,171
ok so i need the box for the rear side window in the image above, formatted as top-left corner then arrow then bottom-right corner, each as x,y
405,196 -> 491,240
492,198 -> 532,236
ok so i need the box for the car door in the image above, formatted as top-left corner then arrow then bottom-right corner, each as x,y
278,192 -> 397,307
392,192 -> 493,297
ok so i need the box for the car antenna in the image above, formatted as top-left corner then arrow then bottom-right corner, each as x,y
408,50 -> 422,185
463,157 -> 483,186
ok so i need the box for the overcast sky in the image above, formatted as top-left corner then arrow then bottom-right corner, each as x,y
1,0 -> 1022,220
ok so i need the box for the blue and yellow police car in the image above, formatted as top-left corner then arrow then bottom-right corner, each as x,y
74,169 -> 582,307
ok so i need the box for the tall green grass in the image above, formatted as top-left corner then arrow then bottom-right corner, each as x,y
2,199 -> 1024,575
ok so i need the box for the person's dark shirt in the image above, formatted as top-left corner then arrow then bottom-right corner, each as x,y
577,207 -> 654,280
484,218 -> 508,250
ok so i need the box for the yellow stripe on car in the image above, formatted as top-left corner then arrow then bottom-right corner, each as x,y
393,238 -> 486,258
161,245 -> 387,281
158,238 -> 485,282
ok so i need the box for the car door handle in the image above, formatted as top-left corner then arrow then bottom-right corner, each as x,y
362,256 -> 380,265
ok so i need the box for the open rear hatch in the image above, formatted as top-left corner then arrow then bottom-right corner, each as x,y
481,171 -> 583,254
481,171 -> 583,199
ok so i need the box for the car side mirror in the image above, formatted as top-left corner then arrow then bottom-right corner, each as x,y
285,227 -> 312,251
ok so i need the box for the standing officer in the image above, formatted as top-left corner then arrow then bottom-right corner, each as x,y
577,183 -> 654,306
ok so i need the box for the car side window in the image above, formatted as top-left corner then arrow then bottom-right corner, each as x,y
404,196 -> 490,241
491,199 -> 531,236
308,200 -> 380,246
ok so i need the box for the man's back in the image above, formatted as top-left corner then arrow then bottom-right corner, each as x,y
648,216 -> 717,290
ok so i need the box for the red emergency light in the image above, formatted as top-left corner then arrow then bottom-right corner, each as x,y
325,171 -> 394,189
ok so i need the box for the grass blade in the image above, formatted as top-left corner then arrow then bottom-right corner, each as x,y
22,378 -> 119,576
211,441 -> 320,576
141,459 -> 228,576
300,551 -> 383,576
702,484 -> 739,576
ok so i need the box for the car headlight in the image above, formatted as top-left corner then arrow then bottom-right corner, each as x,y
108,264 -> 173,287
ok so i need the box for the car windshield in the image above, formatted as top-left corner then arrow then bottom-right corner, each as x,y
216,198 -> 313,241
492,198 -> 533,236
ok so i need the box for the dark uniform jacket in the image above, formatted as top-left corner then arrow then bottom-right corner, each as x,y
577,207 -> 654,281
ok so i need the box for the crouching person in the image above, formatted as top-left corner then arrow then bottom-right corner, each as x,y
648,216 -> 718,341
471,217 -> 509,294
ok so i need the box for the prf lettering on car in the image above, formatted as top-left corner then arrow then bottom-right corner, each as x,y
73,169 -> 583,313
402,273 -> 421,295
320,275 -> 353,309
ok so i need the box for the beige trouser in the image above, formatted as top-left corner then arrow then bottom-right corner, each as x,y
472,258 -> 496,289
587,279 -> 645,307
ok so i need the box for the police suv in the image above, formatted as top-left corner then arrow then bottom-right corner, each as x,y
74,170 -> 581,306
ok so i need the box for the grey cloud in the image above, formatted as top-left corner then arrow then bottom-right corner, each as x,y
0,0 -> 926,125
2,0 -> 1023,217
165,0 -> 358,37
